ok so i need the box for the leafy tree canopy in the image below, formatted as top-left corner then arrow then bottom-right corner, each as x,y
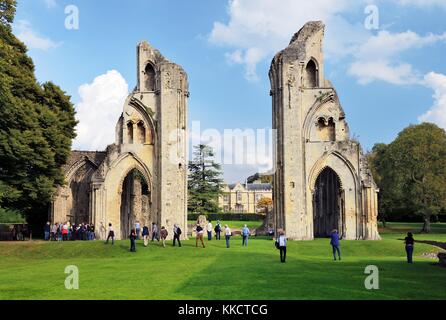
0,0 -> 77,226
368,123 -> 446,232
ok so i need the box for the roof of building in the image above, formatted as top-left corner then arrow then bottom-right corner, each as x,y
226,182 -> 272,191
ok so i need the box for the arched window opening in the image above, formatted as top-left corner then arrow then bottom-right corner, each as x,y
306,59 -> 318,88
317,117 -> 335,141
127,122 -> 134,144
137,121 -> 146,144
145,63 -> 156,91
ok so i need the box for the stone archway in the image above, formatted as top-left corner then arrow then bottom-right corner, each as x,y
313,167 -> 344,238
119,169 -> 150,239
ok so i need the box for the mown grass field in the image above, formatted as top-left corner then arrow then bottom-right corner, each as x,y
0,222 -> 444,300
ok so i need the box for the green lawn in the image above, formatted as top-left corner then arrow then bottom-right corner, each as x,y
0,222 -> 445,300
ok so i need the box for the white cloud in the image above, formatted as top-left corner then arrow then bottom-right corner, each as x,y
209,0 -> 355,81
209,1 -> 446,86
43,0 -> 57,8
73,70 -> 129,151
418,72 -> 446,129
14,20 -> 59,51
395,0 -> 446,8
348,30 -> 446,85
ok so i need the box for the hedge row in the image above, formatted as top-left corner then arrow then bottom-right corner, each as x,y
188,213 -> 265,221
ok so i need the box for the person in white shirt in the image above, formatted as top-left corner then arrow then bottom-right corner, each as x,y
207,220 -> 213,241
276,229 -> 287,263
105,223 -> 115,245
224,225 -> 231,248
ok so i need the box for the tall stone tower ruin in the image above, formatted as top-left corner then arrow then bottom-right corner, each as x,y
269,21 -> 380,240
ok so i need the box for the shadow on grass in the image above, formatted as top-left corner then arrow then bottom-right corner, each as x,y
174,248 -> 446,300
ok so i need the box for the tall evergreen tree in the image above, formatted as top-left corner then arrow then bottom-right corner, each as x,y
188,144 -> 224,215
0,0 -> 77,226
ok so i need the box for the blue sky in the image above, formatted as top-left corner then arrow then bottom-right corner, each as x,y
13,0 -> 446,182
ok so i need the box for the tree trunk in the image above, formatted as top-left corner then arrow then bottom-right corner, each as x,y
421,216 -> 431,233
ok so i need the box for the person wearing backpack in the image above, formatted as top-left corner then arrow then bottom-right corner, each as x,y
142,225 -> 150,247
160,226 -> 168,247
242,224 -> 250,247
214,221 -> 221,240
173,224 -> 182,247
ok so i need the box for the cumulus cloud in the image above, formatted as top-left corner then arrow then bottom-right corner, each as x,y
209,0 -> 446,86
14,20 -> 59,50
348,30 -> 446,85
209,0 -> 355,81
418,72 -> 446,129
73,70 -> 129,151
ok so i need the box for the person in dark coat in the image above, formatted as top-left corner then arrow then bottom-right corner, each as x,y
330,229 -> 341,261
129,229 -> 137,252
173,224 -> 182,247
404,232 -> 415,263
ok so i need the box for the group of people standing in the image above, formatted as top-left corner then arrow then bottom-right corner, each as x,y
44,221 -> 96,241
273,229 -> 341,263
196,220 -> 251,249
44,220 -> 417,264
103,222 -> 183,252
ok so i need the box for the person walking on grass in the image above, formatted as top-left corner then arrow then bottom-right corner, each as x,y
142,225 -> 150,247
404,232 -> 415,264
242,224 -> 250,247
105,223 -> 115,245
173,224 -> 182,247
151,222 -> 159,242
135,221 -> 141,240
207,220 -> 213,241
276,229 -> 287,263
195,223 -> 205,248
224,225 -> 232,248
214,221 -> 221,240
330,229 -> 341,261
160,226 -> 168,247
129,228 -> 137,252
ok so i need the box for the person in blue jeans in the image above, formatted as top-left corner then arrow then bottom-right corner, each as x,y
330,229 -> 341,261
242,224 -> 250,246
404,232 -> 415,263
44,222 -> 50,241
224,225 -> 231,248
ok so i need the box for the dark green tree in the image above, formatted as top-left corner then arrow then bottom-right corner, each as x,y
188,144 -> 224,215
0,0 -> 77,226
0,0 -> 15,26
369,123 -> 446,232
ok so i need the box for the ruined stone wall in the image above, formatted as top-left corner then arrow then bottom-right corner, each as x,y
270,21 -> 380,240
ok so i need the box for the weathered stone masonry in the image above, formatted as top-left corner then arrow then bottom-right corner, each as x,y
269,21 -> 380,240
51,41 -> 189,240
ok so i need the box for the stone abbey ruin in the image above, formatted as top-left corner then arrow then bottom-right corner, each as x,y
51,21 -> 380,240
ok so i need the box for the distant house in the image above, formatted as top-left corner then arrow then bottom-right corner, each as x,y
219,181 -> 272,213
